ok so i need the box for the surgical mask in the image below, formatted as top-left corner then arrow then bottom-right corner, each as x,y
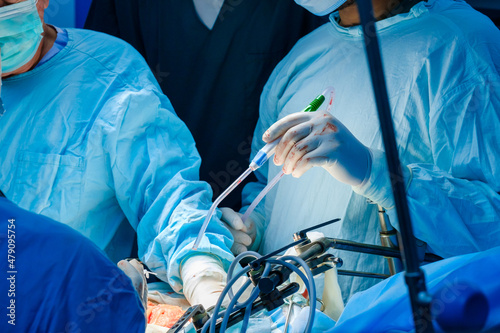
0,0 -> 43,74
294,0 -> 348,16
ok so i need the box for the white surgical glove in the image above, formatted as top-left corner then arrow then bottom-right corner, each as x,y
117,259 -> 148,311
220,207 -> 257,255
263,111 -> 372,186
181,255 -> 226,309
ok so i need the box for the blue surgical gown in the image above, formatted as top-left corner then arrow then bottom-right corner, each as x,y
0,28 -> 233,292
243,0 -> 500,300
84,0 -> 326,209
0,197 -> 145,332
332,246 -> 500,332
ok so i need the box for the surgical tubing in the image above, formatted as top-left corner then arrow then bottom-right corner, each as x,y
249,88 -> 332,171
202,308 -> 229,333
193,167 -> 253,250
222,279 -> 263,332
238,258 -> 314,332
325,87 -> 335,114
269,256 -> 316,333
241,300 -> 255,332
268,260 -> 311,302
245,87 -> 336,219
210,252 -> 315,333
249,140 -> 280,171
207,265 -> 252,333
226,257 -> 269,320
223,263 -> 272,332
227,251 -> 262,300
242,170 -> 284,223
238,264 -> 272,308
220,279 -> 253,332
227,263 -> 272,318
210,263 -> 270,333
195,88 -> 334,251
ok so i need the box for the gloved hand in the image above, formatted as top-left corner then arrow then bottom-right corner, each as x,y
220,207 -> 257,255
263,111 -> 372,186
117,259 -> 148,312
181,255 -> 226,309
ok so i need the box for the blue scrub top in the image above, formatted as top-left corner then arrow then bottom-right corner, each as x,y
0,28 -> 234,292
0,197 -> 145,332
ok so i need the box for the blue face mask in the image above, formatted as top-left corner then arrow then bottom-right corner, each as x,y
0,0 -> 43,74
294,0 -> 348,16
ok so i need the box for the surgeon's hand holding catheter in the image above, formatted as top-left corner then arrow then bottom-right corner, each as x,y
222,89 -> 344,255
264,98 -> 372,186
192,88 -> 334,252
219,89 -> 336,256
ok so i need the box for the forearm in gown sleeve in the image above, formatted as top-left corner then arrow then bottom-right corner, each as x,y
109,88 -> 234,293
354,79 -> 500,258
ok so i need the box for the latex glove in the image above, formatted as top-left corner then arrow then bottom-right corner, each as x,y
220,207 -> 257,255
264,111 -> 372,186
181,255 -> 226,309
117,259 -> 148,312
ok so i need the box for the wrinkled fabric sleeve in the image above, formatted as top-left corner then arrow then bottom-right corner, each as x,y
354,77 -> 500,258
106,87 -> 234,292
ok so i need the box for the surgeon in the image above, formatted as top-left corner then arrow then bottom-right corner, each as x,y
0,192 -> 146,332
225,0 -> 500,301
0,0 -> 233,308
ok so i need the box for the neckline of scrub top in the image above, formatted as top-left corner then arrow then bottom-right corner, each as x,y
35,26 -> 68,69
3,28 -> 74,82
192,0 -> 225,30
187,0 -> 222,33
327,0 -> 435,38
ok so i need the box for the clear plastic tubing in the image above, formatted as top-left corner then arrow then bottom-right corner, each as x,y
192,141 -> 280,250
193,87 -> 335,250
242,87 -> 335,223
193,167 -> 253,250
193,137 -> 283,249
242,170 -> 284,223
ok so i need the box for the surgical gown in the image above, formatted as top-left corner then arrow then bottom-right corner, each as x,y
0,28 -> 233,293
0,197 -> 145,332
332,246 -> 500,332
84,0 -> 326,208
243,0 -> 500,300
